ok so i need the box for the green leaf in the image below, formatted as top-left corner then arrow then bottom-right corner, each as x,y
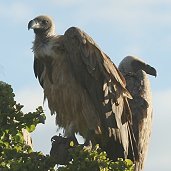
26,125 -> 36,133
125,159 -> 133,166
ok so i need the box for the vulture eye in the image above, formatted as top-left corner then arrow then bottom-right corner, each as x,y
42,20 -> 48,25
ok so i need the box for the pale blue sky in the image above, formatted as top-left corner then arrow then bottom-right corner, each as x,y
0,1 -> 171,170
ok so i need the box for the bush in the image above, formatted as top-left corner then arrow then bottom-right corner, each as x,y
0,81 -> 134,171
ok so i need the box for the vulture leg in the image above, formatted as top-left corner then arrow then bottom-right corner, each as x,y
83,130 -> 97,150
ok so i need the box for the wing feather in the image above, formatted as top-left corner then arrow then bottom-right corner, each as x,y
34,57 -> 44,87
63,27 -> 136,160
64,27 -> 131,122
65,28 -> 123,84
34,57 -> 53,87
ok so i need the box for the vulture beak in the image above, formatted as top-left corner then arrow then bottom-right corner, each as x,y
145,64 -> 157,77
132,59 -> 157,77
28,19 -> 40,30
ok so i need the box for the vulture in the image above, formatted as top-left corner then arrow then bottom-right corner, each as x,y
118,56 -> 156,171
28,15 -> 137,162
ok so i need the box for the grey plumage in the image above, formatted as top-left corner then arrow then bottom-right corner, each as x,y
119,56 -> 156,171
28,16 -> 137,162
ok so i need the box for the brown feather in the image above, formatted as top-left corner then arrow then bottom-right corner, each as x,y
29,16 -> 137,161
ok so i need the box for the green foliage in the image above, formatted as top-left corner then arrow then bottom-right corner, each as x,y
58,145 -> 134,171
0,81 -> 134,171
0,81 -> 56,171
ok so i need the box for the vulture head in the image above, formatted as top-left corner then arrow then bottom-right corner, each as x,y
119,56 -> 157,77
28,15 -> 55,36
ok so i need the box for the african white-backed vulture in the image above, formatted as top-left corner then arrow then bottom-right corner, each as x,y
118,56 -> 156,171
28,15 -> 138,162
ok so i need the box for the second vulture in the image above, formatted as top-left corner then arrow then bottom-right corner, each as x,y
119,56 -> 156,171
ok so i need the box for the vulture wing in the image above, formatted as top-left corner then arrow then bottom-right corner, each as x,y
62,27 -> 137,160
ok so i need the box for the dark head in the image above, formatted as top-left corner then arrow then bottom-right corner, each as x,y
119,56 -> 157,77
28,15 -> 55,36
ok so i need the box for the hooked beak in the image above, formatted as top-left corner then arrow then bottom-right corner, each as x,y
28,19 -> 40,30
132,59 -> 157,77
145,64 -> 157,77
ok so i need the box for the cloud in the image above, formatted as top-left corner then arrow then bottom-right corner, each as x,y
15,85 -> 44,112
0,1 -> 33,23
